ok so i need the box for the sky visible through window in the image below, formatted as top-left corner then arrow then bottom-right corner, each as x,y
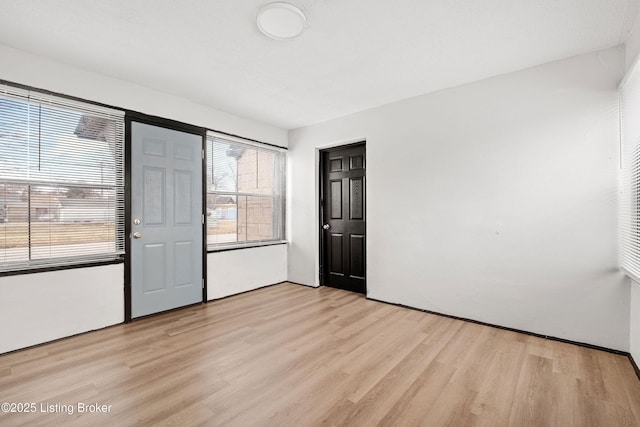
0,97 -> 116,186
207,139 -> 238,193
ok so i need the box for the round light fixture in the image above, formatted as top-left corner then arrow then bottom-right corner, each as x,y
257,2 -> 307,40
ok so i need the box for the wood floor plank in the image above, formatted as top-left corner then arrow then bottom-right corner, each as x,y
508,354 -> 558,427
0,282 -> 638,427
377,360 -> 458,427
470,331 -> 528,427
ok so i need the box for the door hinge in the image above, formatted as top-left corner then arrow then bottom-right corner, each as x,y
202,279 -> 205,289
202,214 -> 205,224
202,149 -> 205,160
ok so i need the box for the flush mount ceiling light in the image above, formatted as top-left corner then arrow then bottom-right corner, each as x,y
257,2 -> 307,40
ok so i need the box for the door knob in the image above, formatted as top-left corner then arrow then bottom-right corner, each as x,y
322,224 -> 331,230
133,232 -> 143,239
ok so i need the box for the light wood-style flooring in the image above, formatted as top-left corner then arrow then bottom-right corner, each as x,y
1,282 -> 639,426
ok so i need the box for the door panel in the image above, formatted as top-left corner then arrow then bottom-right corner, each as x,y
131,122 -> 203,318
143,166 -> 166,225
330,233 -> 344,275
321,143 -> 366,294
350,154 -> 364,170
350,177 -> 364,220
350,234 -> 365,278
174,170 -> 193,224
330,158 -> 343,171
143,243 -> 166,293
330,180 -> 342,219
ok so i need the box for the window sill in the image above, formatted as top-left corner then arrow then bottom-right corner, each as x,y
0,257 -> 125,277
622,267 -> 640,285
207,240 -> 287,254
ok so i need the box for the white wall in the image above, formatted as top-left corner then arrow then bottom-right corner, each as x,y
289,46 -> 629,351
632,286 -> 640,362
626,7 -> 640,73
207,244 -> 287,300
0,44 -> 288,353
0,265 -> 123,354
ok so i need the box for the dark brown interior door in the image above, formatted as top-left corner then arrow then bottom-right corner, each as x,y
321,143 -> 366,294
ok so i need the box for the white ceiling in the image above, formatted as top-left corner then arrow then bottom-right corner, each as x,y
0,0 -> 637,130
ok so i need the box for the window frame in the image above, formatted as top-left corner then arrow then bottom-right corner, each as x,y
0,81 -> 125,275
0,80 -> 288,275
205,131 -> 287,251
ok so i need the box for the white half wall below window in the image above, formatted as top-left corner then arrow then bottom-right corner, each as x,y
207,244 -> 287,300
0,264 -> 124,354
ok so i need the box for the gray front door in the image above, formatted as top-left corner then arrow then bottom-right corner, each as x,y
131,122 -> 203,318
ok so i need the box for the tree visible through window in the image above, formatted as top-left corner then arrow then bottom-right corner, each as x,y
206,132 -> 285,248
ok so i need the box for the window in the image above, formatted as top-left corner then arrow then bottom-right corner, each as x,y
621,141 -> 640,280
0,84 -> 125,272
206,131 -> 286,249
621,65 -> 640,282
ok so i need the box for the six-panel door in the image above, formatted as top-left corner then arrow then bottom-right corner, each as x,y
321,143 -> 366,294
131,122 -> 203,318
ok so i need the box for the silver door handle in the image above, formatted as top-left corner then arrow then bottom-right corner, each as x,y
133,232 -> 143,239
322,224 -> 330,230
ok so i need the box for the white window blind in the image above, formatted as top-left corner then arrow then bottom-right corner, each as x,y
0,83 -> 125,272
205,131 -> 286,249
621,62 -> 640,281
